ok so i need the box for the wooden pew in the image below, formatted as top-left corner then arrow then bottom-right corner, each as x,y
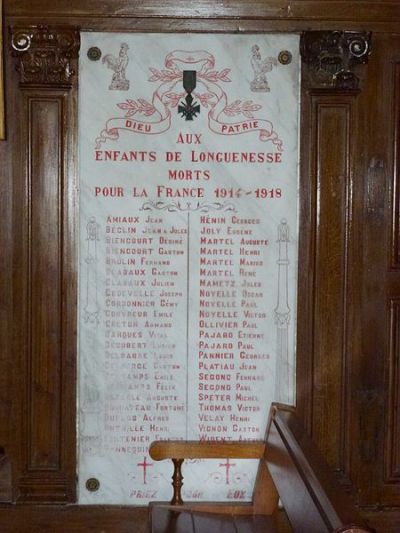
149,403 -> 375,533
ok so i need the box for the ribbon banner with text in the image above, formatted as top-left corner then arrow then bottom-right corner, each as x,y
78,33 -> 300,504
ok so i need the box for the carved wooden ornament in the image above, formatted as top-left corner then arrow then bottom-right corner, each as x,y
301,31 -> 372,90
11,25 -> 80,87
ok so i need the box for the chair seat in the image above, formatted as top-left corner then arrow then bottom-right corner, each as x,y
151,507 -> 278,533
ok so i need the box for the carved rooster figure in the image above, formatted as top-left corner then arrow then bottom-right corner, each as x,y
102,42 -> 130,90
250,44 -> 278,92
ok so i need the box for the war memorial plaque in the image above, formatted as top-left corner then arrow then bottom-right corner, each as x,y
78,33 -> 300,504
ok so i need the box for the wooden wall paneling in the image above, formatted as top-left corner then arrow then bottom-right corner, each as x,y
309,92 -> 355,480
391,62 -> 400,269
386,57 -> 400,493
296,29 -> 400,510
10,26 -> 79,503
384,39 -> 400,505
29,95 -> 64,472
295,59 -> 314,436
4,0 -> 400,29
5,18 -> 400,37
297,31 -> 371,490
296,91 -> 356,479
387,298 -> 400,483
345,34 -> 400,507
0,26 -> 15,502
15,90 -> 74,503
0,2 -> 398,519
4,1 -> 400,35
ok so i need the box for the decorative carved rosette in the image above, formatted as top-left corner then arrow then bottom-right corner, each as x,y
300,31 -> 372,90
10,26 -> 80,87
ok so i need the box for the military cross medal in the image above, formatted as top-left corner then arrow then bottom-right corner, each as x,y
178,70 -> 200,121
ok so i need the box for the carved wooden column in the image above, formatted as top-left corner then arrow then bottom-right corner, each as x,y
10,25 -> 79,503
297,31 -> 371,491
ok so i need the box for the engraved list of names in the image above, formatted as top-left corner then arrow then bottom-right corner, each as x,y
78,33 -> 300,504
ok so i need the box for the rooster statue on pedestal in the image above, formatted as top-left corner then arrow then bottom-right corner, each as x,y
250,44 -> 278,92
102,42 -> 130,91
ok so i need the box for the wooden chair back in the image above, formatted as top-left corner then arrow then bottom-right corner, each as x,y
149,404 -> 375,533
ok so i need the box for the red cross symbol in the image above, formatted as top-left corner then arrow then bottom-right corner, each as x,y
219,458 -> 236,485
137,456 -> 153,485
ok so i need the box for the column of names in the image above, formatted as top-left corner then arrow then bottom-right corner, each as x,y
103,214 -> 187,457
193,214 -> 270,441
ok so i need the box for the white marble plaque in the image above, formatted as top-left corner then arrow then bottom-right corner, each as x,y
78,32 -> 300,504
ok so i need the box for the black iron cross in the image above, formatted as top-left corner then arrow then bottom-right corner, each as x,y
178,70 -> 200,121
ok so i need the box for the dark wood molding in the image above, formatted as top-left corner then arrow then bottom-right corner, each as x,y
10,25 -> 80,87
4,1 -> 400,26
386,298 -> 400,482
391,62 -> 400,269
309,94 -> 354,480
353,34 -> 397,506
9,24 -> 79,503
13,88 -> 78,503
301,31 -> 371,90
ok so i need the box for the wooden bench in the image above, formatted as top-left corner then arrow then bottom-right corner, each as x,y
149,403 -> 375,533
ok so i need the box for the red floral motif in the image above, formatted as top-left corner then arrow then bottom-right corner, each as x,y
147,67 -> 231,84
96,50 -> 283,151
163,92 -> 185,108
223,100 -> 262,119
148,67 -> 181,82
193,92 -> 215,108
201,68 -> 231,82
117,98 -> 156,117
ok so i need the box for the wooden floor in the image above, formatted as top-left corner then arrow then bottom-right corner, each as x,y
0,506 -> 150,533
0,505 -> 398,532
